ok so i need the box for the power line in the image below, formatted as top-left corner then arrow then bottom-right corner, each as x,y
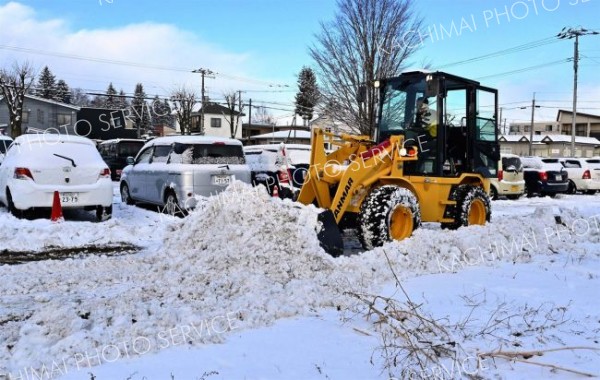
436,36 -> 560,69
475,59 -> 569,80
0,43 -> 290,88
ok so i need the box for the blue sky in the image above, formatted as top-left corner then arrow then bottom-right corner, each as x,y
1,0 -> 599,126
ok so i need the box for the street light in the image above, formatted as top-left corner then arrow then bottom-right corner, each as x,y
557,27 -> 599,157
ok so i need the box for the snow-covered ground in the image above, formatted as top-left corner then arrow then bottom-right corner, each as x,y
1,183 -> 599,380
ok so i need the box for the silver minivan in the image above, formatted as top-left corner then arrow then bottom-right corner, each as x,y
120,135 -> 251,214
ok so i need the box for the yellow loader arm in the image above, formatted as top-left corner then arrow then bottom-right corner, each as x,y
298,128 -> 417,223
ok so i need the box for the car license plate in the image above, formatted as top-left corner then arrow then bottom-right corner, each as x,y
511,185 -> 519,191
555,175 -> 561,181
212,175 -> 231,185
61,192 -> 79,203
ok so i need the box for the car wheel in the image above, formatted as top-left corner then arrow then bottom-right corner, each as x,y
586,190 -> 597,195
278,186 -> 295,200
490,186 -> 499,200
6,189 -> 24,219
96,205 -> 113,222
164,191 -> 184,217
524,182 -> 534,198
120,183 -> 135,205
442,185 -> 491,230
567,180 -> 577,194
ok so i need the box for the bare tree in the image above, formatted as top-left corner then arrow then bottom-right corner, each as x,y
309,0 -> 423,135
0,62 -> 35,138
70,88 -> 91,107
253,105 -> 276,125
222,91 -> 244,139
171,87 -> 197,135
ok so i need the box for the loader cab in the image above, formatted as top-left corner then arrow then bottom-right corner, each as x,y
376,70 -> 499,178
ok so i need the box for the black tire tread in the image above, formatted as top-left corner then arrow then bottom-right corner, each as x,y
357,185 -> 421,250
441,185 -> 491,230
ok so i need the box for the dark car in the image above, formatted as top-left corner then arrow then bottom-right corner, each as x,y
98,139 -> 145,180
520,156 -> 569,197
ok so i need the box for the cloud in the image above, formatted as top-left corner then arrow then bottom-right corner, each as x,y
0,2 -> 272,101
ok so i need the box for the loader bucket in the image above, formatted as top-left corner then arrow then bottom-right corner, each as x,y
316,210 -> 344,257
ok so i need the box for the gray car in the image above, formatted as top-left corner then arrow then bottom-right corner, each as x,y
119,135 -> 251,214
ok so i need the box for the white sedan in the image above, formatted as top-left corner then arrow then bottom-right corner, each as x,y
0,134 -> 113,221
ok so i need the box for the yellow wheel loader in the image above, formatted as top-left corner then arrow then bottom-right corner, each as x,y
297,71 -> 500,256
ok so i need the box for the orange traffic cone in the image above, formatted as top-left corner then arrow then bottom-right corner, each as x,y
51,191 -> 64,222
272,185 -> 279,198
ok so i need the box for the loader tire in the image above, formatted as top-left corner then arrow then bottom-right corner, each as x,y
358,185 -> 421,250
441,185 -> 491,230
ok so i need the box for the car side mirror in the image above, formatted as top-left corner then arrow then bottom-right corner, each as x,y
126,156 -> 135,165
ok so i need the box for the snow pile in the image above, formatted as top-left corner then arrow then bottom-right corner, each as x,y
2,184 -> 600,378
345,203 -> 600,281
0,213 -> 153,252
0,183 -> 350,376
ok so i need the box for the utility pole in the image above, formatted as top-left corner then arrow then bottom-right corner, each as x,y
235,90 -> 244,139
557,27 -> 599,157
191,68 -> 215,134
248,98 -> 252,130
529,93 -> 536,156
520,95 -> 540,155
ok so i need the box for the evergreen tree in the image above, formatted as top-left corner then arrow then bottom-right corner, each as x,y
163,99 -> 175,128
104,82 -> 118,109
55,79 -> 71,103
151,95 -> 173,129
131,83 -> 151,136
36,66 -> 57,99
116,89 -> 129,109
294,67 -> 320,122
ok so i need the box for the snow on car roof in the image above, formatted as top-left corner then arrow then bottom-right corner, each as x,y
252,130 -> 312,139
244,144 -> 280,151
99,138 -> 145,145
145,135 -> 242,148
244,144 -> 310,150
15,133 -> 95,146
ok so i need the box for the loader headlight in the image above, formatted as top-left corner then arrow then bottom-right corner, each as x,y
399,148 -> 407,156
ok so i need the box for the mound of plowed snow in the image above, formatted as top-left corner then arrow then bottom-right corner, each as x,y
1,184 -> 599,376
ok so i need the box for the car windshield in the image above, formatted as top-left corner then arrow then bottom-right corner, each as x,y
586,159 -> 600,169
541,162 -> 564,171
521,157 -> 542,169
542,158 -> 560,164
118,142 -> 144,156
169,143 -> 245,165
502,156 -> 522,172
